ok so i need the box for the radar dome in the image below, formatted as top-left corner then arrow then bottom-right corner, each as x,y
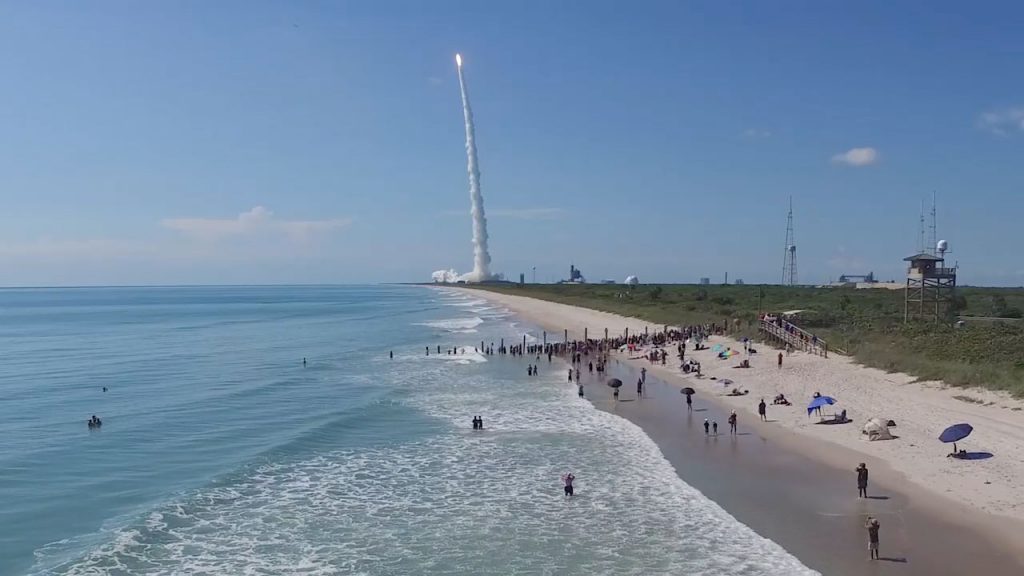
937,239 -> 948,253
625,275 -> 639,286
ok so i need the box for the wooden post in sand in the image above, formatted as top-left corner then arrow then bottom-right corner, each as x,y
625,327 -> 629,341
584,327 -> 588,342
500,338 -> 504,351
645,326 -> 648,336
564,329 -> 568,344
543,331 -> 547,346
523,334 -> 526,352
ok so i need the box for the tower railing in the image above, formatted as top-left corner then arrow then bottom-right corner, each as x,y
759,316 -> 829,357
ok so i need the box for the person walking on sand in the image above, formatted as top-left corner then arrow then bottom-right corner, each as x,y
712,421 -> 719,435
865,517 -> 880,560
758,399 -> 767,422
641,367 -> 647,383
636,377 -> 643,399
728,411 -> 737,435
703,419 -> 710,435
568,369 -> 573,382
777,352 -> 783,368
578,384 -> 584,398
613,387 -> 619,402
686,393 -> 693,411
856,463 -> 869,498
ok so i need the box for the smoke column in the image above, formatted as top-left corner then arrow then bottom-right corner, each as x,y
455,53 -> 492,282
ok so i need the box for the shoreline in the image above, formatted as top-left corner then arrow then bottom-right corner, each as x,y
454,287 -> 1024,575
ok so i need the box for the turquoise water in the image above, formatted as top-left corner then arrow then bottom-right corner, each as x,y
0,286 -> 815,575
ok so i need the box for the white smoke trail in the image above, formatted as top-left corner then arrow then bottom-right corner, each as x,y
455,54 -> 492,282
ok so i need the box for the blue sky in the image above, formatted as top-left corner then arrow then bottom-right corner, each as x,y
1,1 -> 1021,286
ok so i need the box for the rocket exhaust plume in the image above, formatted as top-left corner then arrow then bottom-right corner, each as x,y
455,53 -> 493,282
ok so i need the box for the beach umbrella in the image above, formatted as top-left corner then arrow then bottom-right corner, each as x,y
939,423 -> 973,453
807,395 -> 836,416
681,387 -> 695,395
607,378 -> 623,388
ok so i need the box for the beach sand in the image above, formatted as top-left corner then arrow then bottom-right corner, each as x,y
458,287 -> 1024,574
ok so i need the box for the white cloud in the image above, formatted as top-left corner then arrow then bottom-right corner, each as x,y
161,206 -> 351,242
830,147 -> 878,167
977,106 -> 1024,135
0,238 -> 153,259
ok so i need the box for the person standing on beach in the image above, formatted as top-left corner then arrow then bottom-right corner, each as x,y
568,369 -> 572,382
578,384 -> 584,398
613,387 -> 619,402
865,517 -> 880,560
704,419 -> 710,435
728,411 -> 737,435
777,352 -> 783,368
758,399 -> 767,422
856,463 -> 869,498
686,393 -> 692,411
636,377 -> 643,399
641,367 -> 647,383
712,421 -> 718,435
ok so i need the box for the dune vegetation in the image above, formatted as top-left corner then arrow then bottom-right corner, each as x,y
467,283 -> 1024,397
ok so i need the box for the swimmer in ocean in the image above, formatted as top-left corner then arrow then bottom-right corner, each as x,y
562,472 -> 575,497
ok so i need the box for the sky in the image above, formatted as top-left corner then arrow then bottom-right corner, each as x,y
1,1 -> 1022,287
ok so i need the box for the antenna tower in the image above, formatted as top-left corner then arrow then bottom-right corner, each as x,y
928,191 -> 937,255
782,197 -> 798,285
917,200 -> 926,253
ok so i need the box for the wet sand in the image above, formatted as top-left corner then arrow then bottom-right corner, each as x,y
584,361 -> 1024,576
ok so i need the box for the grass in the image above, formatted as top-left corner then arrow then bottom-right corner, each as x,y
465,283 -> 1024,397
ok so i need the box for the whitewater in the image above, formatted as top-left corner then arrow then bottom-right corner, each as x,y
0,285 -> 815,575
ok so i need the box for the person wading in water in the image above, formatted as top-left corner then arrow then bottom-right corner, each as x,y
865,517 -> 880,560
856,463 -> 869,498
562,472 -> 575,497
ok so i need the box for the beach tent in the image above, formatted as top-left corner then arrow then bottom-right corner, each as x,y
862,418 -> 893,441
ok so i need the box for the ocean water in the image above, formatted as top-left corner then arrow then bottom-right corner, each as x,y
0,285 -> 815,575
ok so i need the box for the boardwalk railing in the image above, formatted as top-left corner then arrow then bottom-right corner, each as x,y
760,317 -> 829,357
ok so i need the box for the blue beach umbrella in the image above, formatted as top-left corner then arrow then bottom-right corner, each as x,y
939,423 -> 973,453
807,395 -> 836,416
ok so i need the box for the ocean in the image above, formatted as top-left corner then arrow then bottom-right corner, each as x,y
0,285 -> 815,575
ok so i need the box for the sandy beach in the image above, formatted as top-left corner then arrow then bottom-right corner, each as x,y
458,287 -> 1024,574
